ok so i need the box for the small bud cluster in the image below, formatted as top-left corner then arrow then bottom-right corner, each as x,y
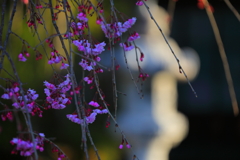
136,0 -> 148,6
119,138 -> 131,149
18,43 -> 30,62
197,0 -> 214,12
46,39 -> 69,70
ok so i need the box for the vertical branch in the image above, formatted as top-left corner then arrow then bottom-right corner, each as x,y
0,0 -> 9,73
59,0 -> 89,159
1,1 -> 38,159
203,0 -> 239,116
86,126 -> 101,160
0,0 -> 6,46
4,51 -> 39,159
109,0 -> 118,120
167,0 -> 177,31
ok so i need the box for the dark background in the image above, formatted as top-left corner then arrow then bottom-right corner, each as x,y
157,0 -> 240,159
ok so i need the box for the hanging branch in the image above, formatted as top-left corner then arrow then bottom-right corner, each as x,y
142,0 -> 197,97
167,0 -> 177,31
203,0 -> 239,116
224,0 -> 240,22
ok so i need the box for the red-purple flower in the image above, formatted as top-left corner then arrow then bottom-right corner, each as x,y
120,42 -> 134,51
136,1 -> 143,6
89,101 -> 100,107
10,133 -> 45,156
18,53 -> 27,62
128,32 -> 140,42
77,12 -> 88,22
43,74 -> 72,110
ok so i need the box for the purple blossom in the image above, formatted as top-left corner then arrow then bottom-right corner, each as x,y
126,144 -> 131,148
89,101 -> 100,107
100,17 -> 137,38
83,77 -> 93,84
66,114 -> 82,124
86,112 -> 97,124
119,144 -> 123,149
1,93 -> 10,99
92,42 -> 106,55
119,42 -> 134,51
18,53 -> 27,62
128,32 -> 140,42
79,59 -> 93,71
60,63 -> 69,70
10,133 -> 45,157
136,1 -> 144,6
44,74 -> 72,110
77,12 -> 88,22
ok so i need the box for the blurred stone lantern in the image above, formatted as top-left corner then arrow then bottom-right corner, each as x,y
116,0 -> 200,159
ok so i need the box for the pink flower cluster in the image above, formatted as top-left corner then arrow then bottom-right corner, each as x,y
100,17 -> 137,38
83,76 -> 93,84
120,31 -> 140,51
48,53 -> 69,70
66,104 -> 108,125
73,40 -> 106,71
44,74 -> 72,109
27,12 -> 42,28
119,143 -> 131,149
60,62 -> 69,70
1,84 -> 42,117
1,111 -> 13,121
128,32 -> 140,42
1,83 -> 20,100
64,12 -> 89,38
10,133 -> 45,156
77,12 -> 88,22
48,51 -> 62,65
139,72 -> 149,81
51,146 -> 66,160
136,0 -> 148,6
45,42 -> 69,70
18,52 -> 30,62
99,16 -> 140,52
119,42 -> 134,51
70,22 -> 84,36
89,101 -> 99,107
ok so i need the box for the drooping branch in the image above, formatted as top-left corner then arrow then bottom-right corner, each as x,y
142,0 -> 197,97
203,0 -> 239,116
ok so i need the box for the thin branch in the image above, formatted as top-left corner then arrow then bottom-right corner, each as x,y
203,0 -> 239,116
0,0 -> 6,46
1,0 -> 38,159
86,126 -> 101,160
52,0 -> 89,159
224,0 -> 240,22
142,0 -> 197,97
167,0 -> 177,31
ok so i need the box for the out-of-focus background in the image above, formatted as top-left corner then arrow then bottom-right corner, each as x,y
163,0 -> 240,159
1,0 -> 240,160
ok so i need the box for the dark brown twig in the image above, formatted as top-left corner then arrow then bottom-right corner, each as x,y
142,0 -> 197,97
